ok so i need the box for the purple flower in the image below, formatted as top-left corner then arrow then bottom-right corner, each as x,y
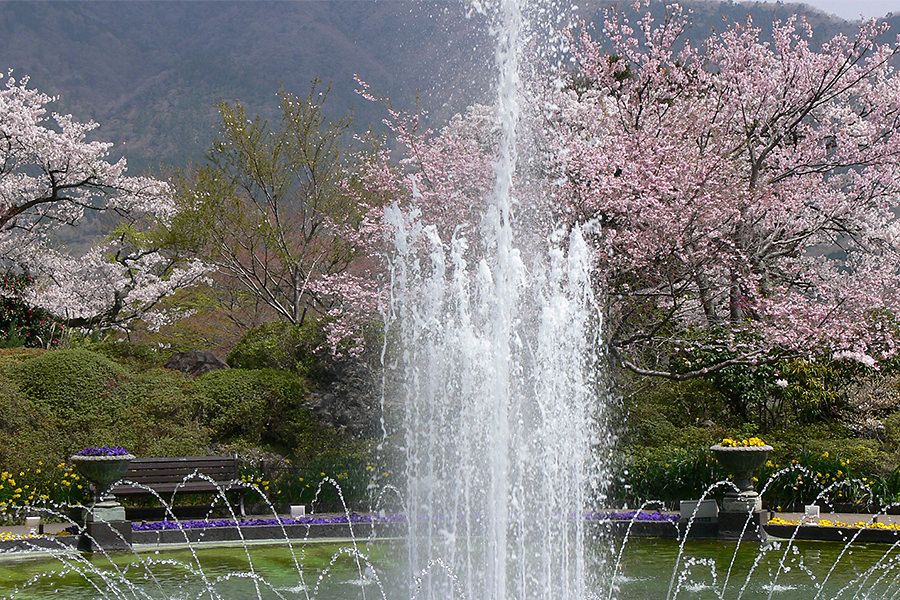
585,510 -> 680,523
75,446 -> 131,456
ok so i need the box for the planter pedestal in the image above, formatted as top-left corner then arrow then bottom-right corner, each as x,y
69,453 -> 135,552
722,493 -> 763,512
711,444 -> 773,541
718,509 -> 770,541
83,501 -> 127,523
710,444 -> 772,512
78,520 -> 133,553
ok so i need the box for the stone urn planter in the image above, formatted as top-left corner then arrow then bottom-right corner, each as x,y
711,442 -> 772,512
70,448 -> 134,522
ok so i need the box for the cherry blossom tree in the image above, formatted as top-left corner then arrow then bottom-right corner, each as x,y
352,78 -> 501,247
549,3 -> 900,378
0,73 -> 206,332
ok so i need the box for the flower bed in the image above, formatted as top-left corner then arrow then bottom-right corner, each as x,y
718,437 -> 767,448
586,511 -> 680,523
57,510 -> 677,535
74,447 -> 131,457
769,516 -> 900,530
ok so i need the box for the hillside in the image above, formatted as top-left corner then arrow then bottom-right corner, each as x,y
0,1 -> 495,172
0,0 -> 886,175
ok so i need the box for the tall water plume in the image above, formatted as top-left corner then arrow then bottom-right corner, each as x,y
384,0 -> 606,598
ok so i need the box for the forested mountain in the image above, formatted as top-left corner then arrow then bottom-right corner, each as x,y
0,0 -> 890,173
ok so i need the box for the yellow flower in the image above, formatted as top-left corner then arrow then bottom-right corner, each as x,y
720,436 -> 767,447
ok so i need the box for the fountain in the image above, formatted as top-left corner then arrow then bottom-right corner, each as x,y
383,0 -> 604,599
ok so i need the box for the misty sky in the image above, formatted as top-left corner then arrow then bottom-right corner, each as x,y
759,0 -> 898,20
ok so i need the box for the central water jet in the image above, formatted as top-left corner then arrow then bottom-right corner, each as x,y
385,1 -> 605,598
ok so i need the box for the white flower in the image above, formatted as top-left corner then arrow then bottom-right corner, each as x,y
775,379 -> 788,388
832,350 -> 878,369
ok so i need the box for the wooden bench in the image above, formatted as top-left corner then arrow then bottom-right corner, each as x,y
110,455 -> 248,517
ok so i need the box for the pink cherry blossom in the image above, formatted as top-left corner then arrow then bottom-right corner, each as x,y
553,3 -> 900,375
0,73 -> 207,330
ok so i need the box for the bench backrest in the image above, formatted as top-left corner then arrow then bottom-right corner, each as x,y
123,455 -> 241,487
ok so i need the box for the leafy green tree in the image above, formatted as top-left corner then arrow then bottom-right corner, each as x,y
169,82 -> 381,350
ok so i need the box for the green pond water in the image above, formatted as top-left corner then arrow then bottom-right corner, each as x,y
2,537 -> 900,599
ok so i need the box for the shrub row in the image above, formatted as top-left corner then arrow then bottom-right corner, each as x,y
0,347 -> 371,509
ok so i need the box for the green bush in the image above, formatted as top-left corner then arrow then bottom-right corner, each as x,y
882,411 -> 900,449
189,367 -> 362,470
756,443 -> 889,511
0,350 -> 211,466
611,445 -> 726,508
238,438 -> 382,511
620,376 -> 733,449
0,376 -> 65,474
85,341 -> 165,370
190,368 -> 291,441
110,369 -> 210,457
190,368 -> 321,447
0,344 -> 386,515
226,320 -> 325,375
8,348 -> 128,436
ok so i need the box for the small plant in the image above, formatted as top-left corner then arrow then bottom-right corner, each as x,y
74,447 -> 131,457
0,462 -> 90,513
718,437 -> 768,447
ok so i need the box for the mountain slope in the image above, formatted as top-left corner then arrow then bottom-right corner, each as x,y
0,0 -> 881,174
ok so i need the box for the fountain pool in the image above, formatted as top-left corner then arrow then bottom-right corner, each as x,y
4,537 -> 900,599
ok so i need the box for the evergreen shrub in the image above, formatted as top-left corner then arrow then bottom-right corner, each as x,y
226,320 -> 324,375
9,348 -> 128,435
